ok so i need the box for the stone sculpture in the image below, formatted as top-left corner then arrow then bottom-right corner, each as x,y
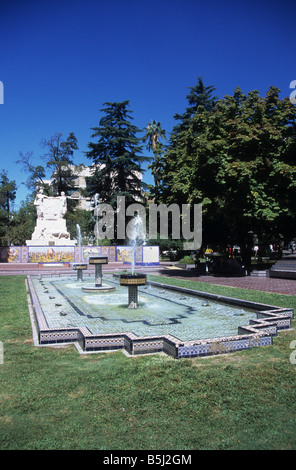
26,189 -> 74,246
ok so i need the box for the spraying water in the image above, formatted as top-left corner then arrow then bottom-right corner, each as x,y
129,213 -> 146,275
94,193 -> 99,246
76,224 -> 82,262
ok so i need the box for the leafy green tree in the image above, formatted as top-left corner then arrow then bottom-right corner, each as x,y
18,132 -> 79,197
41,132 -> 79,195
86,100 -> 150,206
0,170 -> 17,245
10,196 -> 36,245
161,84 -> 296,258
158,77 -> 217,205
17,151 -> 47,192
65,208 -> 94,244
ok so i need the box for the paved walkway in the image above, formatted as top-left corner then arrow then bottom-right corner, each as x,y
0,262 -> 295,296
153,267 -> 296,296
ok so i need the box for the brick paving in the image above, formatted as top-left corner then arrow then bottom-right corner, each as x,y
0,262 -> 296,296
152,267 -> 296,296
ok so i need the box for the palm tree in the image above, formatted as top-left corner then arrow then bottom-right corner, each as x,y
143,120 -> 166,188
143,120 -> 166,155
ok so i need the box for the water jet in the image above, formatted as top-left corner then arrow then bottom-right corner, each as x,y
72,224 -> 87,281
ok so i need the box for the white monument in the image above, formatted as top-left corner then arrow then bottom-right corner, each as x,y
26,189 -> 75,246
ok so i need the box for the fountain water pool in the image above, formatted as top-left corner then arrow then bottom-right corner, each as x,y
31,275 -> 254,339
27,273 -> 293,358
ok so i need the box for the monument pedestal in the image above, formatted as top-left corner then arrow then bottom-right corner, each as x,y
26,240 -> 75,246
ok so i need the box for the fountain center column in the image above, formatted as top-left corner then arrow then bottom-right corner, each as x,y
95,264 -> 102,286
89,256 -> 108,287
82,256 -> 115,292
73,263 -> 88,281
120,274 -> 147,308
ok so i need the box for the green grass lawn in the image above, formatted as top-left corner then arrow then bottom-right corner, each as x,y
1,275 -> 296,450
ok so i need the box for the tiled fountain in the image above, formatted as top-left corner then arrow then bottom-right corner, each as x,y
26,218 -> 294,358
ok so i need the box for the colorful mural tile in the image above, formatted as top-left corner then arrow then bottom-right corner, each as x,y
8,247 -> 21,262
28,246 -> 75,263
4,244 -> 159,265
82,246 -> 100,261
21,247 -> 29,263
117,246 -> 133,262
109,246 -> 116,262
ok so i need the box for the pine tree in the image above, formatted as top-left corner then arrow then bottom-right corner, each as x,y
173,76 -> 217,131
86,101 -> 149,206
157,77 -> 217,205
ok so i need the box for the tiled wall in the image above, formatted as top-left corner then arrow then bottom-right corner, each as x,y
2,245 -> 159,265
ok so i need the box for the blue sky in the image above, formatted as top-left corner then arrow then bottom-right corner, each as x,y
0,0 -> 294,209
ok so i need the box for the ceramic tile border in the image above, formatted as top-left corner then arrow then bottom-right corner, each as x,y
26,275 -> 294,359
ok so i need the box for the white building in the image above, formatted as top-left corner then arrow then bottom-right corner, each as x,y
44,164 -> 143,210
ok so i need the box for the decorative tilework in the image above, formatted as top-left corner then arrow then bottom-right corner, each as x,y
27,274 -> 294,359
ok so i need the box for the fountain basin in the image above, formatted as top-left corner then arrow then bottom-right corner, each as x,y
89,256 -> 108,265
120,273 -> 147,286
120,274 -> 147,308
72,263 -> 88,281
27,274 -> 294,359
72,263 -> 88,270
82,284 -> 115,293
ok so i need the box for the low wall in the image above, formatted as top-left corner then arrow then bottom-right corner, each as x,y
0,245 -> 159,265
269,259 -> 296,279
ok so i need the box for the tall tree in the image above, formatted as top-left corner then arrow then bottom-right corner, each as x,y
174,76 -> 217,130
143,120 -> 166,156
0,170 -> 17,246
157,77 -> 217,204
18,132 -> 79,197
41,132 -> 78,195
160,85 -> 296,257
9,196 -> 36,245
86,100 -> 150,206
143,120 -> 166,192
17,151 -> 47,192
